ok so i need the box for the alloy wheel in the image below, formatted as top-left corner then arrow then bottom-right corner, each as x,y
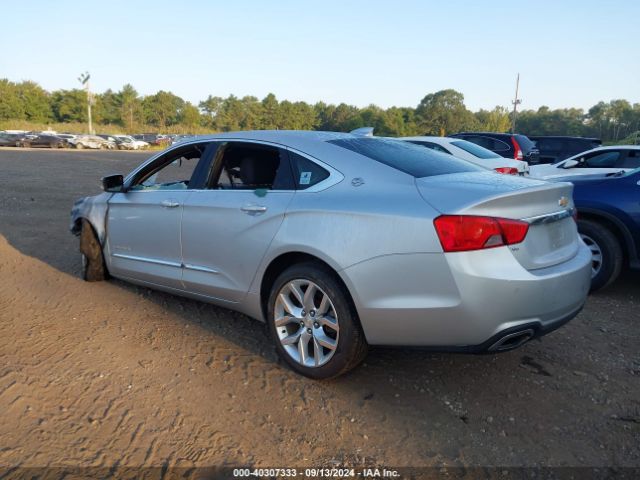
580,233 -> 602,278
274,279 -> 339,368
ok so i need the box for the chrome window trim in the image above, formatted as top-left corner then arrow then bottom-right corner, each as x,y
122,138 -> 344,194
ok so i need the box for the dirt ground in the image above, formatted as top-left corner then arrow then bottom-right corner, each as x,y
0,148 -> 639,475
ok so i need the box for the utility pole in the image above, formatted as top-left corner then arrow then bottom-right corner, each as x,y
78,72 -> 93,134
511,73 -> 522,133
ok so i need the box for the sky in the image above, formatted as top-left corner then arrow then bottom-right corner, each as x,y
1,0 -> 638,112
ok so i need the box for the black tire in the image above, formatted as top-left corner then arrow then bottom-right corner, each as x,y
267,262 -> 368,379
578,219 -> 623,292
79,219 -> 108,282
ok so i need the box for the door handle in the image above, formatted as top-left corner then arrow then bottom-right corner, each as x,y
161,200 -> 180,208
241,204 -> 267,215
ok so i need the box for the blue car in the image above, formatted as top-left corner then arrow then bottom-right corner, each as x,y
557,168 -> 640,291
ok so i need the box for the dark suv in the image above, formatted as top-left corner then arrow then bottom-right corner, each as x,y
449,132 -> 540,165
528,136 -> 602,164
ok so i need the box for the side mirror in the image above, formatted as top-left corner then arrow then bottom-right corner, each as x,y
102,174 -> 124,192
563,159 -> 579,169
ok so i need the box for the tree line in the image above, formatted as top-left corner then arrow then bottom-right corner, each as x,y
1,78 -> 639,143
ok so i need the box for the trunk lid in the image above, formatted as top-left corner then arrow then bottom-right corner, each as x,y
416,171 -> 579,270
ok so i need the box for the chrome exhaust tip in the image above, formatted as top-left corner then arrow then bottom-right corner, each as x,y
489,329 -> 535,352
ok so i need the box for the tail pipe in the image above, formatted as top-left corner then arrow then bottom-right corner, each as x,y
488,328 -> 535,352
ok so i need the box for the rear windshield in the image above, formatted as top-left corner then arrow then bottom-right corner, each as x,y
450,140 -> 501,159
327,137 -> 482,178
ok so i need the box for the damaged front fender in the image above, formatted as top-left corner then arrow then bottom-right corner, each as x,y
69,193 -> 112,246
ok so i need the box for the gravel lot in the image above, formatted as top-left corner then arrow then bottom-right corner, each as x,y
0,148 -> 638,474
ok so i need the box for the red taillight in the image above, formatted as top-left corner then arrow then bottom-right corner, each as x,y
433,215 -> 529,252
511,137 -> 523,160
494,167 -> 519,175
572,209 -> 578,222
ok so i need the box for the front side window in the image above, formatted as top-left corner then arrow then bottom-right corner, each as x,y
131,144 -> 207,191
210,142 -> 294,190
578,151 -> 620,168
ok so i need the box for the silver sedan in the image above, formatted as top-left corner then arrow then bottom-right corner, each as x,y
70,131 -> 592,378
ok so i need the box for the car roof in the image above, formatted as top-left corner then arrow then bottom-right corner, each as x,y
175,130 -> 363,154
528,135 -> 601,141
562,145 -> 640,160
401,136 -> 456,145
452,131 -> 517,137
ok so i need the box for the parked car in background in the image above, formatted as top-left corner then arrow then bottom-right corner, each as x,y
529,146 -> 640,180
529,136 -> 602,164
553,168 -> 640,291
0,132 -> 28,147
71,135 -> 116,150
449,132 -> 540,165
113,135 -> 149,150
133,133 -> 171,146
171,134 -> 197,145
401,136 -> 529,175
20,133 -> 69,148
97,134 -> 118,143
70,131 -> 590,378
56,134 -> 78,143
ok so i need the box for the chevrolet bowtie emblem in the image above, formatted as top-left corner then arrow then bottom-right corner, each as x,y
558,196 -> 569,207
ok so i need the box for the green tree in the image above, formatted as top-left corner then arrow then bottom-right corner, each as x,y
119,84 -> 143,132
0,79 -> 25,120
415,89 -> 478,135
261,93 -> 280,129
199,95 -> 223,129
178,102 -> 201,130
476,106 -> 511,132
143,91 -> 184,129
16,81 -> 52,122
96,89 -> 122,125
51,89 -> 87,123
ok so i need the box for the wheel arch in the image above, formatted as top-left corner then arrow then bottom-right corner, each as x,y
578,208 -> 637,266
259,251 -> 359,323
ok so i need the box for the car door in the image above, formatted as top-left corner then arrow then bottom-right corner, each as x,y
106,142 -> 215,289
180,141 -> 296,303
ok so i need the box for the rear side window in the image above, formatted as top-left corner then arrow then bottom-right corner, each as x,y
407,141 -> 451,155
327,137 -> 482,178
619,150 -> 640,168
464,136 -> 510,152
514,135 -> 535,151
450,140 -> 501,159
537,138 -> 564,151
289,152 -> 330,189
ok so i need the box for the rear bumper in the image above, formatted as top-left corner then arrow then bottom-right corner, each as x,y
342,243 -> 592,347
